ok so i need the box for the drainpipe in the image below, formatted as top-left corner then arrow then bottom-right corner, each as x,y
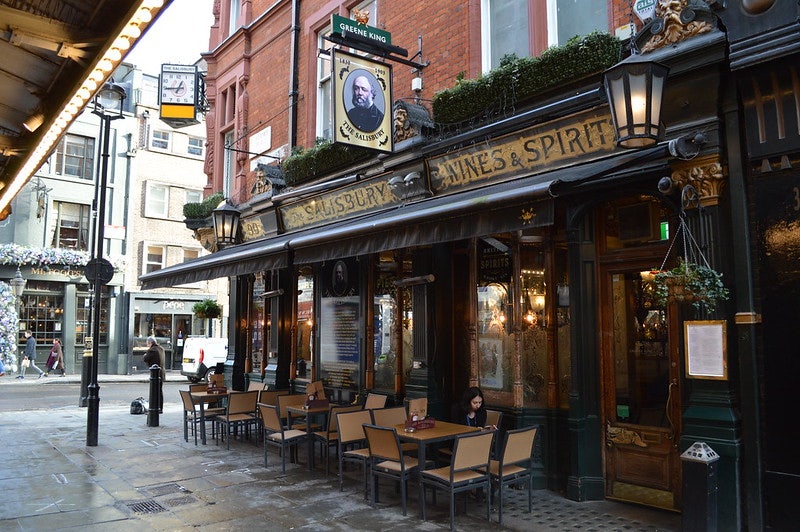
288,0 -> 300,150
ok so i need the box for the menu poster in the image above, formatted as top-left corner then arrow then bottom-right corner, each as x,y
684,320 -> 727,380
319,296 -> 361,389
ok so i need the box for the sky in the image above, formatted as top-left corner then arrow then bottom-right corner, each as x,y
124,0 -> 215,76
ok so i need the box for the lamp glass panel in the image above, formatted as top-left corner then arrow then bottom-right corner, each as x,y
609,76 -> 628,132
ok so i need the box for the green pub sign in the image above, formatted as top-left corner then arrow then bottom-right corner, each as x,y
332,14 -> 391,45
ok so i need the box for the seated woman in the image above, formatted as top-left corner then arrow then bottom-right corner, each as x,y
450,386 -> 495,429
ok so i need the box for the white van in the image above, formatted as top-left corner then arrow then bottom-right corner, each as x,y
180,337 -> 229,382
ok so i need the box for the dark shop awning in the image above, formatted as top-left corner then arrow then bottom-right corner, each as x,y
139,142 -> 668,289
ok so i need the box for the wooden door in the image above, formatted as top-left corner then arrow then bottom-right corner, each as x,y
600,264 -> 682,511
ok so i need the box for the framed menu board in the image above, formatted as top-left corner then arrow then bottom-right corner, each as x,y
684,320 -> 727,380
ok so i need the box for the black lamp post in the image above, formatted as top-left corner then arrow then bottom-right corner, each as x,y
212,199 -> 241,249
86,80 -> 126,447
604,54 -> 669,148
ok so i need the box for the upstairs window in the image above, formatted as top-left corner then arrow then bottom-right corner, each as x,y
51,201 -> 90,250
144,245 -> 165,274
151,130 -> 170,150
52,134 -> 95,180
145,183 -> 169,218
188,136 -> 204,156
316,25 -> 333,140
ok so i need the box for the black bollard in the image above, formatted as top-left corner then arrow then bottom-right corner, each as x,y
681,441 -> 719,532
147,364 -> 161,427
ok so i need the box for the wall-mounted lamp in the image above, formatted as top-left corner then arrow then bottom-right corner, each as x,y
604,54 -> 669,148
389,171 -> 429,201
212,199 -> 241,249
10,267 -> 26,309
23,113 -> 45,133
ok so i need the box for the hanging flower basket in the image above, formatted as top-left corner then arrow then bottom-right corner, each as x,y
192,299 -> 222,319
652,259 -> 729,311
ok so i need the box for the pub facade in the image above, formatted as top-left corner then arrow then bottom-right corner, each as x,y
140,1 -> 800,529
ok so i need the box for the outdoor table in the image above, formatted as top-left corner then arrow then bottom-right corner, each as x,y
190,390 -> 229,445
287,404 -> 330,470
395,419 -> 482,517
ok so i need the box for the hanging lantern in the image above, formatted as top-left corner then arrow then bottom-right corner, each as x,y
604,55 -> 669,148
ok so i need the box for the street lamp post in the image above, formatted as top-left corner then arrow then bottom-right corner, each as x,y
86,81 -> 126,447
10,267 -> 26,308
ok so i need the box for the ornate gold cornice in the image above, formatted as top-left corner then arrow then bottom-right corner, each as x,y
637,0 -> 716,54
670,154 -> 727,207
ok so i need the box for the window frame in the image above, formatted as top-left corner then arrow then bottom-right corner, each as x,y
145,183 -> 169,218
143,244 -> 166,274
187,136 -> 204,156
51,133 -> 95,180
151,129 -> 171,151
316,24 -> 333,141
51,201 -> 91,251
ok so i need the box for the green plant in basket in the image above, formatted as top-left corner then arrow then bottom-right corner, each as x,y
192,299 -> 222,319
652,259 -> 729,312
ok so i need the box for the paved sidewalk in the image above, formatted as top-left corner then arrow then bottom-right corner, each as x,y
0,399 -> 681,531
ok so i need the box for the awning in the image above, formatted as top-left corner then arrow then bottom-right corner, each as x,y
139,234 -> 291,290
139,142 -> 668,288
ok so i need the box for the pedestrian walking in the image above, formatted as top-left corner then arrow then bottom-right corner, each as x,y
17,330 -> 45,379
46,338 -> 66,376
143,336 -> 165,412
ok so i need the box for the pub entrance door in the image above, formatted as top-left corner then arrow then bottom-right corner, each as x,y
599,259 -> 682,511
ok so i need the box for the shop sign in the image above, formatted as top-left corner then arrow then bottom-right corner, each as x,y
278,172 -> 403,231
241,211 -> 278,242
633,0 -> 657,23
30,266 -> 83,278
332,49 -> 393,153
332,14 -> 391,45
427,108 -> 617,194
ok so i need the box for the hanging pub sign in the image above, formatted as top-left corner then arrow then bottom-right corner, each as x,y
332,49 -> 393,153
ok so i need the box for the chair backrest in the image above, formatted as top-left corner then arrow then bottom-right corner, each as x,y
407,397 -> 427,418
371,406 -> 407,428
364,393 -> 387,409
363,424 -> 402,462
248,381 -> 267,391
452,431 -> 495,473
179,389 -> 196,412
228,390 -> 259,415
277,393 -> 307,419
306,380 -> 325,397
258,403 -> 282,433
486,409 -> 503,428
337,409 -> 373,445
208,373 -> 225,387
501,425 -> 537,466
259,389 -> 289,406
189,383 -> 208,392
328,404 -> 362,432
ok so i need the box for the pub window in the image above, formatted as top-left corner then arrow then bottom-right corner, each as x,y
476,235 -> 514,402
52,133 -> 95,179
295,268 -> 315,379
145,183 -> 169,218
602,197 -> 669,252
316,24 -> 333,140
373,251 -> 413,394
17,283 -> 64,346
144,244 -> 165,274
75,285 -> 110,347
51,201 -> 90,251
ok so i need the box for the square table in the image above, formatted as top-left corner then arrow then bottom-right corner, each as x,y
287,404 -> 330,470
394,420 -> 482,517
190,390 -> 228,445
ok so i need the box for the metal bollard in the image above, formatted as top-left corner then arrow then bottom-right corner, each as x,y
681,441 -> 719,532
147,364 -> 161,427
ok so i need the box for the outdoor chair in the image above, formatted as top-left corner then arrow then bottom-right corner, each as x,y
488,425 -> 537,524
420,430 -> 494,531
214,390 -> 259,449
372,406 -> 417,454
258,389 -> 289,406
407,397 -> 428,419
247,381 -> 267,391
258,403 -> 308,473
208,373 -> 225,388
183,387 -> 225,442
364,392 -> 388,409
277,393 -> 320,432
336,409 -> 374,496
363,423 -> 420,516
313,404 -> 362,474
179,390 -> 204,445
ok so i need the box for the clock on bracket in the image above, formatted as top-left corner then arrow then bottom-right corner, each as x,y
160,64 -> 197,105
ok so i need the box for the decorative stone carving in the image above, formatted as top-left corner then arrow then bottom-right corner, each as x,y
670,155 -> 727,207
251,163 -> 286,198
635,0 -> 717,53
393,101 -> 434,143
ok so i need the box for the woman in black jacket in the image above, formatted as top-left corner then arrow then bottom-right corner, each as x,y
450,386 -> 490,428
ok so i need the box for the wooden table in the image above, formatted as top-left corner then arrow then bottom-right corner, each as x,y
287,404 -> 330,470
395,420 -> 481,517
190,390 -> 228,445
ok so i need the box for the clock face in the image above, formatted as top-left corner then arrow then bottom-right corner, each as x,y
161,71 -> 196,105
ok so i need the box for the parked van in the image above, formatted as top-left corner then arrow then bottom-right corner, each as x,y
180,337 -> 229,382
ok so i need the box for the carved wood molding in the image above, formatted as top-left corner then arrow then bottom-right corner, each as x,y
670,154 -> 727,207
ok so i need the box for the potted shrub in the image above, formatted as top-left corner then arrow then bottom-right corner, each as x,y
192,299 -> 222,319
652,259 -> 730,312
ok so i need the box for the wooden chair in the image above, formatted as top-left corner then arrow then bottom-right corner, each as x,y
363,424 -> 420,516
372,406 -> 417,454
179,390 -> 204,445
258,403 -> 307,473
407,397 -> 428,419
364,392 -> 388,409
420,430 -> 495,531
277,393 -> 320,431
186,385 -> 225,437
485,409 -> 503,428
336,409 -> 373,495
488,425 -> 537,524
247,381 -> 267,391
258,389 -> 289,406
208,373 -> 225,387
313,404 -> 362,474
215,390 -> 259,449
